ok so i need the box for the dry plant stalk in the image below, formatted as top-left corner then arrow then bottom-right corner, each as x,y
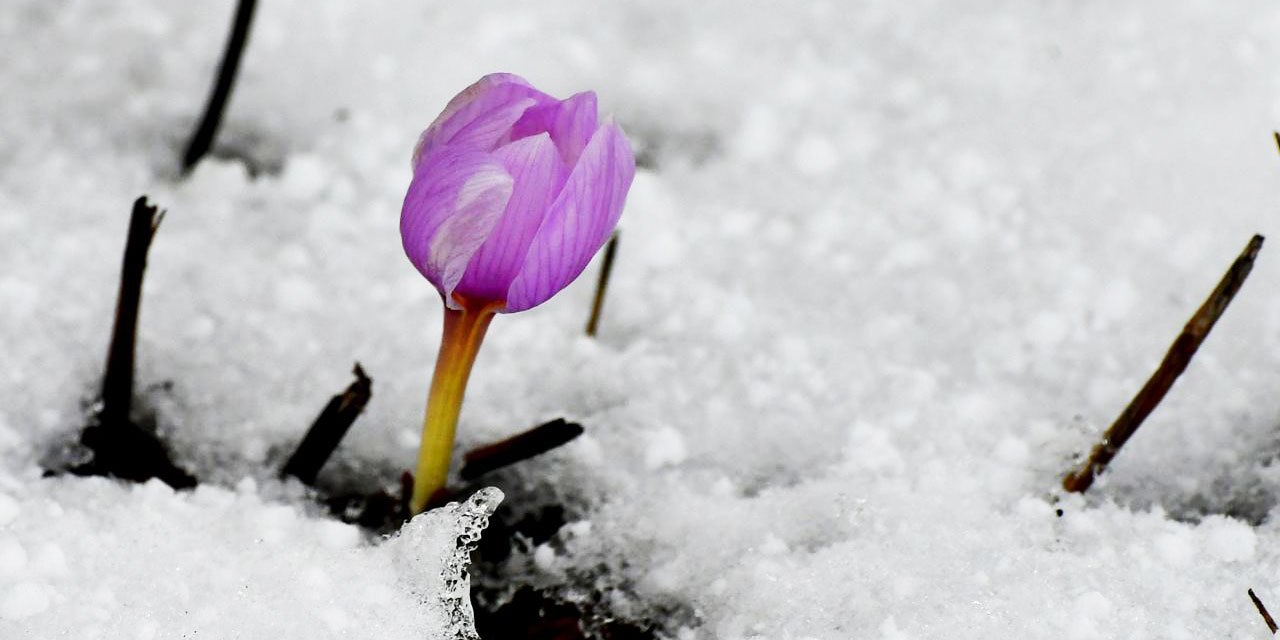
460,417 -> 584,481
1250,588 -> 1278,634
281,363 -> 373,485
100,197 -> 165,426
1062,234 -> 1264,493
586,232 -> 621,337
182,0 -> 258,172
77,196 -> 195,489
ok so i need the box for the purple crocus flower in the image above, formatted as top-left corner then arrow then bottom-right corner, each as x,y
401,72 -> 635,312
400,74 -> 634,514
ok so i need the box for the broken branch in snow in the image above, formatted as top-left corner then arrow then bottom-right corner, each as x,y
585,231 -> 621,337
1250,588 -> 1278,634
1062,234 -> 1264,493
181,0 -> 258,173
282,363 -> 373,485
100,197 -> 163,427
76,196 -> 196,489
460,417 -> 585,481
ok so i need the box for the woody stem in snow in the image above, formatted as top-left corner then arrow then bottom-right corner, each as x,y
77,196 -> 195,490
1250,588 -> 1279,634
100,197 -> 164,427
1062,234 -> 1264,493
585,231 -> 620,337
182,0 -> 257,172
461,417 -> 585,481
281,363 -> 372,485
410,297 -> 499,514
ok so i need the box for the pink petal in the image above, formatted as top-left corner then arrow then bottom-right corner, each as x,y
504,123 -> 635,313
508,91 -> 598,166
444,96 -> 538,152
455,133 -> 568,302
401,147 -> 514,307
412,74 -> 555,166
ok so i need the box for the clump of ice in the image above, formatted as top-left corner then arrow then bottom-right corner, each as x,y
391,487 -> 503,640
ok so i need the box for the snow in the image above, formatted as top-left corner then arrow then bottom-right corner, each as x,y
0,476 -> 445,637
3,0 -> 1280,638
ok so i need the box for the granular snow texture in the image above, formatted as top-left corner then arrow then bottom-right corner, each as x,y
3,0 -> 1280,638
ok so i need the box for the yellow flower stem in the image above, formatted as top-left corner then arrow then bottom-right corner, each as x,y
409,296 -> 500,515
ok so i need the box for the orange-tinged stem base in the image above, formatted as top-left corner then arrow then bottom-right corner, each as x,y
409,296 -> 499,515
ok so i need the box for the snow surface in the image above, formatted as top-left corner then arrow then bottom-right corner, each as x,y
3,0 -> 1280,638
0,477 -> 497,639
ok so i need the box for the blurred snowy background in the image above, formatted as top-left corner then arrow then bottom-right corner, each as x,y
2,0 -> 1280,638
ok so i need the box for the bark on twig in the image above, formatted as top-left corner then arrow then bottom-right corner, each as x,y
460,418 -> 585,481
1251,588 -> 1278,634
181,0 -> 258,172
1062,234 -> 1264,493
76,197 -> 196,489
282,363 -> 373,485
585,232 -> 620,338
100,197 -> 164,427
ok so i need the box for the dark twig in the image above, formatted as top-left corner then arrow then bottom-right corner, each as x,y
460,418 -> 585,481
100,197 -> 164,427
585,232 -> 620,337
181,0 -> 258,173
282,363 -> 373,485
76,197 -> 195,489
330,419 -> 583,526
1063,234 -> 1264,493
1251,588 -> 1278,634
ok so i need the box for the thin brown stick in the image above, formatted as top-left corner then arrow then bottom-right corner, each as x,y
460,418 -> 584,481
182,0 -> 258,172
1063,234 -> 1264,493
585,232 -> 620,337
76,196 -> 195,490
1251,588 -> 1278,634
100,197 -> 164,427
281,363 -> 373,485
415,419 -> 585,513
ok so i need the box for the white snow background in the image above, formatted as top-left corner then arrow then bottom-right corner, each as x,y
3,0 -> 1280,638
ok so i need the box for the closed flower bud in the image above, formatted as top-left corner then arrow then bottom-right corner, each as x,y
401,72 -> 635,312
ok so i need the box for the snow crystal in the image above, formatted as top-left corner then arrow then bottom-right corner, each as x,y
28,543 -> 68,579
791,135 -> 840,176
533,543 -> 557,570
1202,516 -> 1257,563
0,582 -> 51,620
0,537 -> 27,576
0,494 -> 17,526
644,426 -> 688,469
730,106 -> 782,162
1156,530 -> 1196,567
1069,591 -> 1113,640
